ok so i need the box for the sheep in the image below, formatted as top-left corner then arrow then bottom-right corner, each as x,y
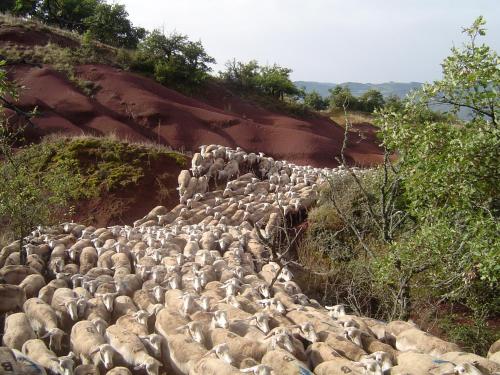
440,352 -> 500,374
0,284 -> 26,313
343,327 -> 398,362
38,279 -> 68,304
163,333 -> 207,374
74,364 -> 99,375
79,247 -> 98,275
112,295 -> 138,320
305,342 -> 344,370
390,351 -> 456,375
260,349 -> 311,375
314,358 -> 372,375
218,160 -> 240,182
116,311 -> 149,336
106,367 -> 132,375
51,288 -> 79,323
178,170 -> 192,196
22,339 -> 74,375
0,241 -> 21,267
0,265 -> 38,285
318,331 -> 367,361
83,297 -> 111,322
70,320 -> 114,370
396,327 -> 461,356
190,355 -> 242,375
488,338 -> 500,359
19,274 -> 47,299
210,328 -> 267,366
105,325 -> 162,375
3,312 -> 37,351
23,298 -> 66,352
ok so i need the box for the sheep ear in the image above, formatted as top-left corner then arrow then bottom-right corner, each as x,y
133,364 -> 145,371
41,331 -> 51,339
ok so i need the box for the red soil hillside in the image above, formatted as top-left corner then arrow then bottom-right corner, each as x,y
1,24 -> 383,168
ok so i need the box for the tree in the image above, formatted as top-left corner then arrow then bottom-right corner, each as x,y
328,85 -> 359,110
220,59 -> 260,91
0,60 -> 82,264
136,30 -> 216,90
83,2 -> 146,48
376,16 -> 499,317
359,89 -> 385,112
36,0 -> 100,32
257,64 -> 299,100
0,0 -> 15,12
304,90 -> 329,111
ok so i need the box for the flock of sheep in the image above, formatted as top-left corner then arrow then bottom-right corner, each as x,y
0,144 -> 499,375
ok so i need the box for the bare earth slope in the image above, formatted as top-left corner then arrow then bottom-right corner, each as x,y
7,63 -> 381,168
2,22 -> 382,167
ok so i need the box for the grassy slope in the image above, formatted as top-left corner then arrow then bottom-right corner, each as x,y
19,136 -> 188,226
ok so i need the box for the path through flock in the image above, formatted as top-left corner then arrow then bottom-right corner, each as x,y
0,145 -> 499,375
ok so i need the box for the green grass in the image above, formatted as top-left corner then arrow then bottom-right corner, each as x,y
0,14 -> 134,94
18,135 -> 188,199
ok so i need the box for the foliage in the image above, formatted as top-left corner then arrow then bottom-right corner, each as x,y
328,85 -> 358,110
328,85 -> 386,113
3,0 -> 145,48
298,169 -> 406,319
376,17 -> 499,310
82,2 -> 146,48
220,59 -> 301,101
439,312 -> 500,355
0,143 -> 82,259
134,30 -> 216,91
29,136 -> 188,195
299,18 -> 498,351
0,60 -> 82,262
304,90 -> 329,111
359,89 -> 385,112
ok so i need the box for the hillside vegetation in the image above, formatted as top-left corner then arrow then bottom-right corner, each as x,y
0,135 -> 188,237
296,16 -> 499,354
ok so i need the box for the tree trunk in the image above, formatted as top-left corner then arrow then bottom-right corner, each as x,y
19,230 -> 26,265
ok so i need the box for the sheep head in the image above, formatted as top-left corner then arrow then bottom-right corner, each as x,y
130,310 -> 148,325
90,344 -> 114,370
325,304 -> 346,319
212,310 -> 229,329
57,353 -> 75,375
99,292 -> 118,312
241,364 -> 273,375
187,321 -> 205,345
206,343 -> 233,365
344,327 -> 363,347
362,351 -> 392,373
42,328 -> 66,352
134,357 -> 162,375
140,334 -> 163,359
253,312 -> 270,334
199,295 -> 210,312
91,318 -> 108,336
454,363 -> 484,375
63,299 -> 79,321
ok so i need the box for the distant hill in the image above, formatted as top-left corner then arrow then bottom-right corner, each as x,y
295,81 -> 423,98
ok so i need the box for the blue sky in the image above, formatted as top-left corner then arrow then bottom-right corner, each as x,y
121,0 -> 499,83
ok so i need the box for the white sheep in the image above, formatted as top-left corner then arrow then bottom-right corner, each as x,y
70,322 -> 112,371
3,312 -> 37,351
105,324 -> 162,375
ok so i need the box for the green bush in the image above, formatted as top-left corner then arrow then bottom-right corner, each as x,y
220,59 -> 301,102
133,30 -> 215,91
